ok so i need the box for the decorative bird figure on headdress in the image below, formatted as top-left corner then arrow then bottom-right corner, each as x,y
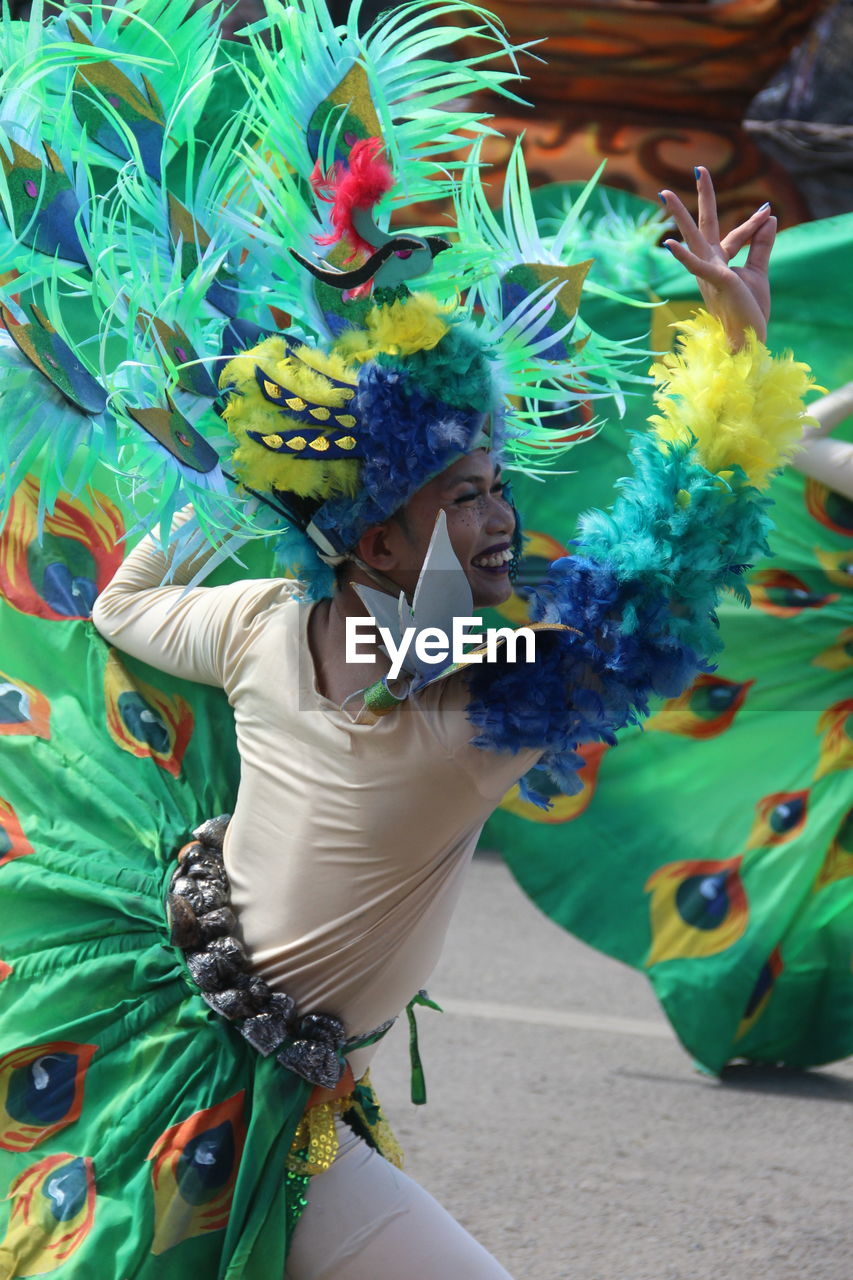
291,138 -> 450,296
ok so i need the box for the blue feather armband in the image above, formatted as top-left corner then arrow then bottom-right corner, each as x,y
465,434 -> 775,792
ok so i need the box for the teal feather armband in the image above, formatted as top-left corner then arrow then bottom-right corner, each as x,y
465,432 -> 775,794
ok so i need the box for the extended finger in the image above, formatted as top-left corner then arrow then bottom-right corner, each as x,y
743,215 -> 777,276
695,166 -> 720,247
720,203 -> 773,260
659,189 -> 710,261
662,238 -> 732,285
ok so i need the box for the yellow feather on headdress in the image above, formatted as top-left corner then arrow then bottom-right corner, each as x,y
333,292 -> 450,364
220,337 -> 360,499
649,311 -> 816,489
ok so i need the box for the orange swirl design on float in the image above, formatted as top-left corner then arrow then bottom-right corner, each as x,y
443,0 -> 820,234
0,475 -> 124,620
147,1091 -> 246,1255
104,651 -> 193,777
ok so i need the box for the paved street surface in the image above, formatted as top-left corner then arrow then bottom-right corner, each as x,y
370,853 -> 853,1280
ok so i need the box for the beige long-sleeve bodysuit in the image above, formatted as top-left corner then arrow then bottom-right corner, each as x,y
92,536 -> 539,1079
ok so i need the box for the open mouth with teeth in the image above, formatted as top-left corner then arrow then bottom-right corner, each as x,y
471,546 -> 513,572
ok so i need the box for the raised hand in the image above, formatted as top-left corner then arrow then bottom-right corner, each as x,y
660,167 -> 776,351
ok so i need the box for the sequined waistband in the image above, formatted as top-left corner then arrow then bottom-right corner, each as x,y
290,1069 -> 404,1178
166,815 -> 394,1090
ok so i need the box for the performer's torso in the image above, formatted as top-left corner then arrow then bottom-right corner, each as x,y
220,590 -> 537,1068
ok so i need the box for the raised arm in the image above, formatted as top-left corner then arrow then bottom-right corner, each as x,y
659,166 -> 775,351
788,382 -> 853,501
92,513 -> 286,688
463,170 -> 814,795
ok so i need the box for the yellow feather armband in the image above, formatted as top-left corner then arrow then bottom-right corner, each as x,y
649,310 -> 816,489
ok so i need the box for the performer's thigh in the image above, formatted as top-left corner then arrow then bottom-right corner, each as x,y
285,1126 -> 514,1280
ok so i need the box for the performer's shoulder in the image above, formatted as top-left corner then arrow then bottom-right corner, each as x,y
219,574 -> 304,623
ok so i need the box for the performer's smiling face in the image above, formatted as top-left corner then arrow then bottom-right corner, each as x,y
357,451 -> 517,608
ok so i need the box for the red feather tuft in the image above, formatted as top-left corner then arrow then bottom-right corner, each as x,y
311,137 -> 394,262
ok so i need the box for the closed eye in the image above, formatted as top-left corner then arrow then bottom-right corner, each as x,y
450,473 -> 504,505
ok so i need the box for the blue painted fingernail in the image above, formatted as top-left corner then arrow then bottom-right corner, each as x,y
658,191 -> 667,204
759,201 -> 771,211
694,166 -> 702,180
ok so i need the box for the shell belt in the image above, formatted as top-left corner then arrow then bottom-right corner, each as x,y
166,815 -> 394,1091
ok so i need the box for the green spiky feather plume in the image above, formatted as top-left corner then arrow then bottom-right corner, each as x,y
0,0 -> 223,153
533,180 -> 673,299
422,139 -> 660,471
224,0 -> 534,344
0,0 -> 273,549
0,0 -> 655,557
238,0 -> 529,199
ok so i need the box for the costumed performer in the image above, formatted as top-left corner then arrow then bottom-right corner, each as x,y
91,171 -> 802,1278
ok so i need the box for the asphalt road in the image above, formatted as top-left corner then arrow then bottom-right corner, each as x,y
370,853 -> 853,1280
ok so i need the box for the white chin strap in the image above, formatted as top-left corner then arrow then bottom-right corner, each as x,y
305,519 -> 404,595
304,520 -> 347,566
302,517 -> 399,591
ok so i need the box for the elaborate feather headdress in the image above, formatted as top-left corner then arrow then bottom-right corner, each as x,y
0,0 -> 646,591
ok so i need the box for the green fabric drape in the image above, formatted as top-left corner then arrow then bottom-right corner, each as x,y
483,207 -> 853,1074
0,541 -> 321,1276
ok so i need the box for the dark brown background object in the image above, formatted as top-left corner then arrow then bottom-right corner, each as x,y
454,0 -> 829,230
